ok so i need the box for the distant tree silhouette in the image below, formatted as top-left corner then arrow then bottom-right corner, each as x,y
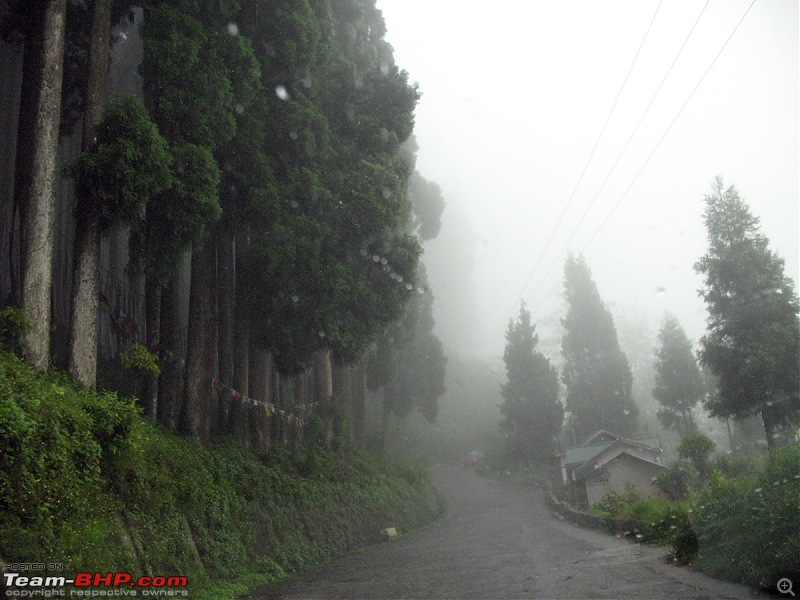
561,254 -> 637,441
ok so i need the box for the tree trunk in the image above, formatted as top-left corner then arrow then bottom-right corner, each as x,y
229,224 -> 250,445
141,276 -> 161,419
314,349 -> 334,449
249,343 -> 271,452
16,0 -> 67,371
67,0 -> 111,387
332,360 -> 353,452
157,274 -> 183,429
351,361 -> 366,446
381,390 -> 391,454
762,403 -> 782,450
181,240 -> 217,447
215,227 -> 235,432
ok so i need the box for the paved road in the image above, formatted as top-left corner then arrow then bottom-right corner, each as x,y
243,466 -> 761,599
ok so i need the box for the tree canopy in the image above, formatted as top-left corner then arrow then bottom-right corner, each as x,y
500,301 -> 562,465
652,314 -> 704,437
695,177 -> 800,447
561,254 -> 637,441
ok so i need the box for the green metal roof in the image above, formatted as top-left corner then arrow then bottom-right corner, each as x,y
564,435 -> 661,466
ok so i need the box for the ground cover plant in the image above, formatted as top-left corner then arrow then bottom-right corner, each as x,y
0,350 -> 443,599
588,445 -> 799,588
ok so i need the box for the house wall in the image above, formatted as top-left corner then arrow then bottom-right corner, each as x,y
586,454 -> 665,506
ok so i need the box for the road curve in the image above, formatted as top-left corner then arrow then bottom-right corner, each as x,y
242,466 -> 761,599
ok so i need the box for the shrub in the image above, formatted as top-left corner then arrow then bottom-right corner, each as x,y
0,349 -> 443,599
592,487 -> 697,563
691,445 -> 800,589
709,452 -> 762,479
678,433 -> 716,479
0,306 -> 31,354
654,459 -> 701,500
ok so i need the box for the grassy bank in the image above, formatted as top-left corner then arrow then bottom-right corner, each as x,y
0,351 -> 443,598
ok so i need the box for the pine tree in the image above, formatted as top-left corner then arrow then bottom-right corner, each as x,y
500,302 -> 562,465
695,177 -> 799,448
561,254 -> 637,442
653,314 -> 704,437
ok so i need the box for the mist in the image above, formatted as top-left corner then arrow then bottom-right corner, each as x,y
378,0 -> 799,363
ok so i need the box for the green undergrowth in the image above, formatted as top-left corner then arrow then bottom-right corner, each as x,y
0,351 -> 443,599
588,445 -> 799,590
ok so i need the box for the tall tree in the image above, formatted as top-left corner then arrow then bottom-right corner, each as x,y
134,3 -> 232,431
13,0 -> 67,370
695,177 -> 800,448
561,254 -> 637,441
500,301 -> 562,465
366,272 -> 447,451
66,0 -> 111,387
652,314 -> 704,437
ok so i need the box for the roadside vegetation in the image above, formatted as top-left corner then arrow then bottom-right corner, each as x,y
585,443 -> 799,590
0,350 -> 443,599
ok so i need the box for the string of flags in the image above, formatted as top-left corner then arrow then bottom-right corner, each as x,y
211,377 -> 319,426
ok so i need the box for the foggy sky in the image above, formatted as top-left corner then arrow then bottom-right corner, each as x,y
377,0 -> 800,360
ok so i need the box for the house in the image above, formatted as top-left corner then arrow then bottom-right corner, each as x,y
556,430 -> 666,507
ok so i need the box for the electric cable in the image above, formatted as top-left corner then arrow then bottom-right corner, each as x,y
527,0 -> 758,319
488,0 -> 664,336
521,0 -> 712,309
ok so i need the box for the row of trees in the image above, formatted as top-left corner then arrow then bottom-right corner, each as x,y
500,177 -> 798,464
3,0 -> 447,448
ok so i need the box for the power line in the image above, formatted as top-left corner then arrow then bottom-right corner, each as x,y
528,0 -> 758,318
489,0 -> 664,336
521,0 -> 711,308
581,0 -> 757,253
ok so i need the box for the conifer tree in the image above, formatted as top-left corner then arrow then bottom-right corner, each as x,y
500,301 -> 562,464
653,314 -> 704,437
695,177 -> 799,447
561,254 -> 637,441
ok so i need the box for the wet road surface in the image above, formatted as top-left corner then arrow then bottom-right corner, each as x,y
242,466 -> 760,599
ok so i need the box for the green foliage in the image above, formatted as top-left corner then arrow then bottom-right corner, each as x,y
0,351 -> 142,567
592,488 -> 697,564
692,445 -> 800,589
653,459 -> 701,501
0,306 -> 31,353
119,342 -> 161,375
0,350 -> 441,599
653,314 -> 704,436
140,5 -> 236,148
70,95 -> 172,231
561,253 -> 637,439
409,168 -> 446,241
500,301 -> 563,465
130,143 -> 221,283
678,433 -> 716,479
695,177 -> 800,439
709,452 -> 762,479
366,266 -> 447,428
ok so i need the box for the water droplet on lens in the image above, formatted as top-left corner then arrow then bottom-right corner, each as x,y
227,22 -> 239,36
275,85 -> 290,101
